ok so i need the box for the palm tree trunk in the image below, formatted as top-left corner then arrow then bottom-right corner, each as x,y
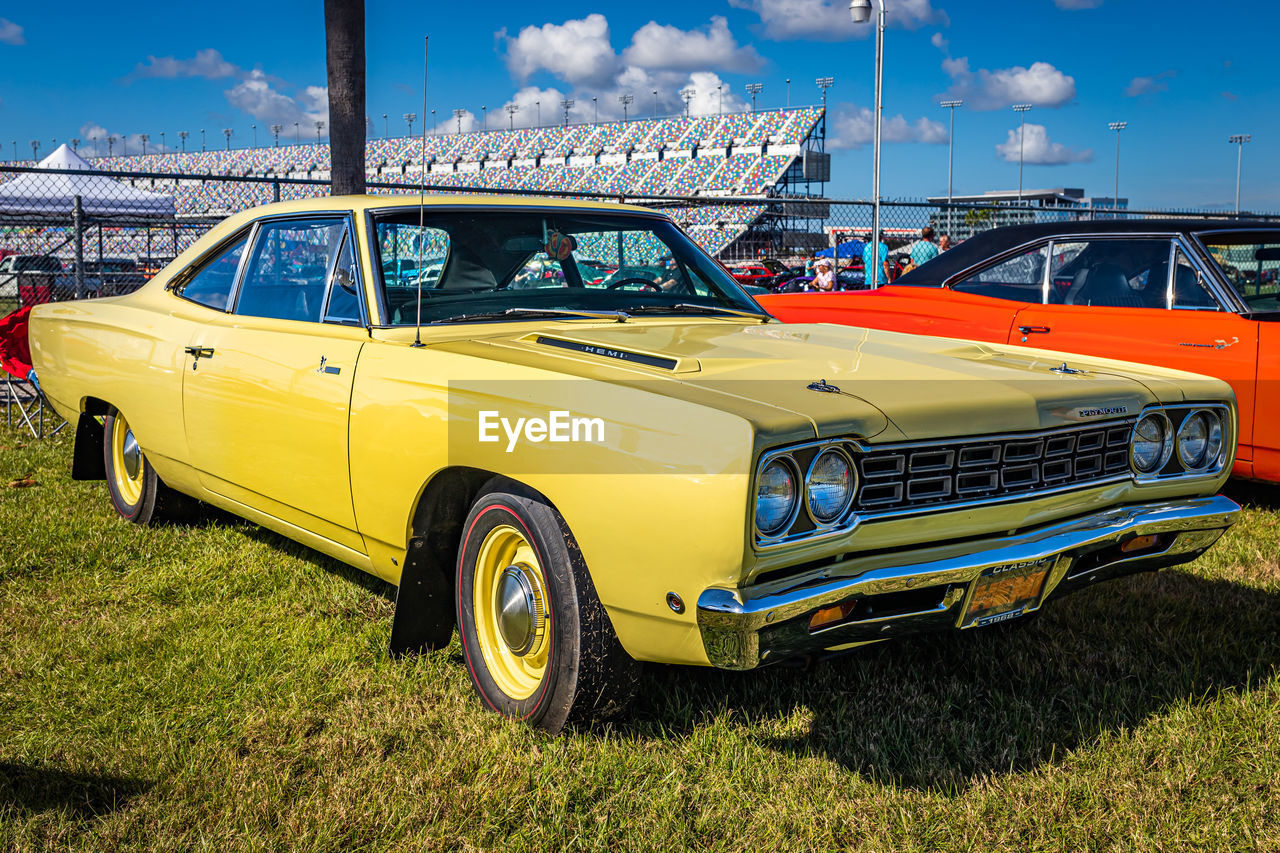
325,0 -> 366,195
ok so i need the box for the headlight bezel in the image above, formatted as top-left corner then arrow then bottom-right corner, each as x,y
804,446 -> 858,526
754,456 -> 801,539
1131,404 -> 1230,481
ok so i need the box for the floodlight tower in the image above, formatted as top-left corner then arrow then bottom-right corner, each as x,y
560,99 -> 575,126
505,104 -> 519,129
404,113 -> 416,136
681,88 -> 696,117
223,128 -> 233,150
270,125 -> 282,147
314,121 -> 325,144
178,130 -> 188,153
1012,104 -> 1032,202
108,135 -> 117,156
139,133 -> 149,156
745,82 -> 763,112
1108,121 -> 1127,212
816,76 -> 834,112
453,109 -> 466,134
1230,133 -> 1251,215
940,99 -> 963,235
618,94 -> 634,122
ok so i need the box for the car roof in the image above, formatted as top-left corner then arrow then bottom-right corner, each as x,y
896,217 -> 1280,285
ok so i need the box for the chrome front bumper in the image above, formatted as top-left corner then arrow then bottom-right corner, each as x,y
697,495 -> 1240,670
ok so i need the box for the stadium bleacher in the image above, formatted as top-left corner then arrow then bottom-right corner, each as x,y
57,108 -> 826,257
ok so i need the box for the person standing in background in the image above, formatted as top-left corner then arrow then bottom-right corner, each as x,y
939,234 -> 953,252
862,236 -> 889,286
907,227 -> 939,267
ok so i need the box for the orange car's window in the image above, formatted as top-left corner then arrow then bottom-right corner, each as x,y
236,219 -> 346,323
951,245 -> 1047,302
1200,234 -> 1280,310
175,235 -> 248,311
1054,239 -> 1171,309
1171,248 -> 1220,311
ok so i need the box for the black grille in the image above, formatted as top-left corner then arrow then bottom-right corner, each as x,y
856,422 -> 1134,514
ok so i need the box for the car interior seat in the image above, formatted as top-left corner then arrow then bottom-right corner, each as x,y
1065,262 -> 1150,308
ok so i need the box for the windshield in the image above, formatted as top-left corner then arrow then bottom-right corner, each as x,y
372,208 -> 761,325
1199,231 -> 1280,310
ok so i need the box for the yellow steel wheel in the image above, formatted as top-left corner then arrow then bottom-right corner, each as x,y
472,524 -> 551,700
108,412 -> 144,507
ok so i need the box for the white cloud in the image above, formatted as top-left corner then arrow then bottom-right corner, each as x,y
501,86 -> 569,128
224,69 -> 328,128
942,57 -> 1075,110
435,109 -> 478,135
1054,0 -> 1102,8
129,48 -> 238,80
995,123 -> 1092,165
500,14 -> 619,87
622,16 -> 764,73
728,0 -> 947,41
930,32 -> 948,51
680,72 -> 749,116
0,17 -> 24,45
828,103 -> 947,149
1125,70 -> 1175,97
76,123 -> 173,156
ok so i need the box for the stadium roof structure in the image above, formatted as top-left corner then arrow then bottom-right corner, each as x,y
0,144 -> 176,217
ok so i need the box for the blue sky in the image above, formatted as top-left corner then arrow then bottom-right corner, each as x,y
0,1 -> 1271,210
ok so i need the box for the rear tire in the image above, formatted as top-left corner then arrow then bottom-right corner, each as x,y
102,408 -> 193,524
456,482 -> 638,732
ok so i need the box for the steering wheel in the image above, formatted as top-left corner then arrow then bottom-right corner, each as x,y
607,276 -> 663,292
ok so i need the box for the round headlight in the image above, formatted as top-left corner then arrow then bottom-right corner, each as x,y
1177,409 -> 1223,471
756,458 -> 798,537
806,448 -> 856,525
1131,412 -> 1174,474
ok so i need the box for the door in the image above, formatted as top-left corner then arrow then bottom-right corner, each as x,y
182,216 -> 367,551
1009,238 -> 1259,453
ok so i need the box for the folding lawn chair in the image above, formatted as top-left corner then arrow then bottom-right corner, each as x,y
1,306 -> 66,439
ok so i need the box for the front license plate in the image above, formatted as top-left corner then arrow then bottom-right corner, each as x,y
963,557 -> 1055,628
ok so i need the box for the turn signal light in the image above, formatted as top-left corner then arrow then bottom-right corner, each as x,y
809,600 -> 857,631
1121,534 -> 1159,554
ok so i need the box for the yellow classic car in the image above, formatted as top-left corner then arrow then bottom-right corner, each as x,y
28,196 -> 1241,731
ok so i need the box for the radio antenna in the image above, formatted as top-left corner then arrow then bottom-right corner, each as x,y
411,34 -> 428,348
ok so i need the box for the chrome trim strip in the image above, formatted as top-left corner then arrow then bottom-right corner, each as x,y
701,495 -> 1241,669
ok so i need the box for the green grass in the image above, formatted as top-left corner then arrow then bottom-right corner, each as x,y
2,420 -> 1278,851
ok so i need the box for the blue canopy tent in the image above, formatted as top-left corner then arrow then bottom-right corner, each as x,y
815,239 -> 865,260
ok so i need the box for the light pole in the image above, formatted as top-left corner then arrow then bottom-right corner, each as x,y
293,122 -> 299,145
940,99 -> 963,237
618,94 -> 633,122
652,89 -> 658,117
593,96 -> 598,122
816,76 -> 834,113
786,78 -> 791,108
178,131 -> 188,153
848,1 -> 881,286
1012,103 -> 1032,203
71,137 -> 80,151
30,140 -> 39,161
681,88 -> 695,117
506,104 -> 518,129
1229,134 -> 1251,215
383,113 -> 388,138
536,101 -> 541,126
717,83 -> 724,116
108,136 -> 117,157
270,124 -> 282,147
140,133 -> 149,156
404,113 -> 416,137
251,124 -> 257,147
1108,121 -> 1127,214
160,131 -> 165,152
431,109 -> 436,134
200,128 -> 206,151
453,109 -> 466,134
223,128 -> 233,150
482,105 -> 487,130
560,99 -> 574,126
314,121 -> 325,144
746,82 -> 763,112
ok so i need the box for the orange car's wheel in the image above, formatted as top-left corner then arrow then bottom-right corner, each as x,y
456,482 -> 638,732
102,408 -> 191,524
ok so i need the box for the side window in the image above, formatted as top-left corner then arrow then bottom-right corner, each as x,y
1055,239 -> 1171,309
174,235 -> 248,310
235,218 -> 346,323
951,245 -> 1048,303
323,234 -> 362,324
1171,247 -> 1220,310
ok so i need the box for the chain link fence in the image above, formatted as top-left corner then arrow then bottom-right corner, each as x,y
2,162 -> 1276,316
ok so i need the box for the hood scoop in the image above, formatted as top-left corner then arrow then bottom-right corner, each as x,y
532,335 -> 695,372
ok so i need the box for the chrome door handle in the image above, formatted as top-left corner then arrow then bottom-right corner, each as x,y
184,346 -> 215,370
1018,325 -> 1051,335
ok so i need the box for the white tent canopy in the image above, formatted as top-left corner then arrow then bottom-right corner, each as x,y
0,144 -> 175,217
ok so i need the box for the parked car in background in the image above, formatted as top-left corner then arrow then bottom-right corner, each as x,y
0,254 -> 64,304
727,263 -> 778,289
28,198 -> 1241,731
760,218 -> 1280,483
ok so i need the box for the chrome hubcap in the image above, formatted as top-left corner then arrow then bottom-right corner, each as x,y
496,564 -> 546,657
121,429 -> 141,479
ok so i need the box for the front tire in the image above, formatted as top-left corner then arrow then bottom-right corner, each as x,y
102,408 -> 191,524
456,483 -> 638,732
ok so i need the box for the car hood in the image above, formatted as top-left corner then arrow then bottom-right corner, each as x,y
421,320 -> 1173,444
